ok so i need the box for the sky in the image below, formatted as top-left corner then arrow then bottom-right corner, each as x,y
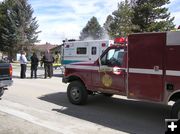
1,0 -> 180,44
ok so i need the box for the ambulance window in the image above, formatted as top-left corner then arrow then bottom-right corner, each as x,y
91,47 -> 97,55
77,47 -> 87,54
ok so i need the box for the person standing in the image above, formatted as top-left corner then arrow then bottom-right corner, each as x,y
42,50 -> 54,78
19,51 -> 27,79
55,51 -> 61,64
30,52 -> 39,78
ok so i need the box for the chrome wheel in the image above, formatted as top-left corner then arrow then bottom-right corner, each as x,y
70,87 -> 80,101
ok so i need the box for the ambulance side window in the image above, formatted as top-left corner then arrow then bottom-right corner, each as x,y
91,47 -> 96,55
77,47 -> 87,54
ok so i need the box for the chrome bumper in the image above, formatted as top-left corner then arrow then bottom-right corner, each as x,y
0,80 -> 13,88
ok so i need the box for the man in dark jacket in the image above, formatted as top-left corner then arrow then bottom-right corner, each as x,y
30,52 -> 39,78
42,50 -> 54,78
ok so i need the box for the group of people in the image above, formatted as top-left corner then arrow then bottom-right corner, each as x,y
19,50 -> 59,79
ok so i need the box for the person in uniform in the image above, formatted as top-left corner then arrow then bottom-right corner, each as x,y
42,50 -> 54,78
55,51 -> 61,64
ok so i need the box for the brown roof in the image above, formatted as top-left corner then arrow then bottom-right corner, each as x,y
32,43 -> 57,52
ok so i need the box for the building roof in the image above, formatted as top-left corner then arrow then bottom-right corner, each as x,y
32,42 -> 57,52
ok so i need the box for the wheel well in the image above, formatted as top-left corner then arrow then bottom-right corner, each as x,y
68,76 -> 84,85
169,92 -> 180,102
67,76 -> 93,94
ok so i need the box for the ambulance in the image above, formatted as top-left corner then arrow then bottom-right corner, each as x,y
62,39 -> 114,64
62,31 -> 180,119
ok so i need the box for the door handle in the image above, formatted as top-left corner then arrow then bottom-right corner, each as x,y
154,66 -> 159,71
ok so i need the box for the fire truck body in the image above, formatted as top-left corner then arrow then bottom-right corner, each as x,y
63,31 -> 180,118
128,32 -> 180,104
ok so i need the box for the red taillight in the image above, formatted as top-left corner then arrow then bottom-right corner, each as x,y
9,64 -> 13,77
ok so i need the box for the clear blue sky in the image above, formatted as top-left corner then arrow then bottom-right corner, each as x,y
1,0 -> 180,44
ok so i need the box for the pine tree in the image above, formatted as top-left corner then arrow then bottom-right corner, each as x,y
104,0 -> 134,38
132,0 -> 175,32
0,1 -> 17,55
79,16 -> 103,40
0,0 -> 40,60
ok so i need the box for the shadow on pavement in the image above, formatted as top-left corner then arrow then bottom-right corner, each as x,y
38,92 -> 171,134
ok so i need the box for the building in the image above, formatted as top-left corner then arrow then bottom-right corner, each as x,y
29,42 -> 58,59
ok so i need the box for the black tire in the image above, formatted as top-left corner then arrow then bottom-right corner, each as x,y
67,81 -> 88,105
0,88 -> 4,97
171,100 -> 180,119
102,93 -> 113,97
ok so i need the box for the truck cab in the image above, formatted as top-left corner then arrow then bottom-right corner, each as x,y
63,44 -> 127,102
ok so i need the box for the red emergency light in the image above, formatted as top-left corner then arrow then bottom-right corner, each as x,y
114,37 -> 126,44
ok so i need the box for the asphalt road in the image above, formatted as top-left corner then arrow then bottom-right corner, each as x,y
0,65 -> 171,134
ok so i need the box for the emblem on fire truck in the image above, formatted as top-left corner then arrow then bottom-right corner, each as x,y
102,74 -> 112,87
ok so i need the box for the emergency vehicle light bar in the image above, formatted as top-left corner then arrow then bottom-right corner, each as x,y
114,37 -> 127,44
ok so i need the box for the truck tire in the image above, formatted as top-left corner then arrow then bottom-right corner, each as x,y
67,81 -> 88,105
0,88 -> 4,97
171,100 -> 180,119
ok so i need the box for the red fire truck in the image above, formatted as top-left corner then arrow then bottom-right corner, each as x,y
62,32 -> 180,119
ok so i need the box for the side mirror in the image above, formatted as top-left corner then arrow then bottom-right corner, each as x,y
113,66 -> 126,75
